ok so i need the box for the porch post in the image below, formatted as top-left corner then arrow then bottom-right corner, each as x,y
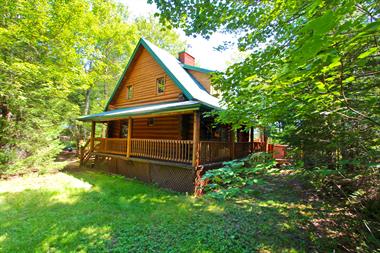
90,121 -> 96,152
230,127 -> 235,160
126,117 -> 132,158
260,127 -> 268,152
250,127 -> 254,153
192,111 -> 200,167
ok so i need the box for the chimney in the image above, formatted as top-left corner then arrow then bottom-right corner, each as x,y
178,51 -> 195,66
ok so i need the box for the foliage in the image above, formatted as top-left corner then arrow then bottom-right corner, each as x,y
151,0 -> 379,250
0,0 -> 91,173
301,163 -> 380,250
156,0 -> 380,168
152,0 -> 379,169
202,152 -> 276,199
0,0 -> 185,174
0,169 -> 338,252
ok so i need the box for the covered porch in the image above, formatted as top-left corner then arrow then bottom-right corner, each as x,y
79,101 -> 268,167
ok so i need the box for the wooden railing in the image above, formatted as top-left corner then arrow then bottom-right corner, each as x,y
199,141 -> 231,164
131,138 -> 193,163
82,137 -> 276,166
234,142 -> 252,159
80,139 -> 91,165
200,141 -> 268,164
253,141 -> 265,152
272,144 -> 287,160
93,138 -> 127,155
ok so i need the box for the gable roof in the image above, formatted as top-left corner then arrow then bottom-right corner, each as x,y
104,38 -> 220,111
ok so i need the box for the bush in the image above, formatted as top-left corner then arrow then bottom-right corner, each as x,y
202,152 -> 277,199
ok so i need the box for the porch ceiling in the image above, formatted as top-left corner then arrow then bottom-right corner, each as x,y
78,101 -> 204,122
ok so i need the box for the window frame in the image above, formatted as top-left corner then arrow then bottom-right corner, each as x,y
126,85 -> 133,100
156,76 -> 166,95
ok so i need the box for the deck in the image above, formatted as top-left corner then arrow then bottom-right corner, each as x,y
80,137 -> 271,166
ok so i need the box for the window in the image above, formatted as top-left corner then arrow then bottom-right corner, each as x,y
147,118 -> 155,127
126,85 -> 133,100
120,122 -> 129,138
156,77 -> 165,94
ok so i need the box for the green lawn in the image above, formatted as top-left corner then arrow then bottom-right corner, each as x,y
0,168 -> 328,252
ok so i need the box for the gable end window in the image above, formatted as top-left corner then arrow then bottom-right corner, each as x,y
126,85 -> 133,100
156,77 -> 165,94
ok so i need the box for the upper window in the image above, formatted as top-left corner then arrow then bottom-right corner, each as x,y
126,85 -> 133,100
156,77 -> 165,94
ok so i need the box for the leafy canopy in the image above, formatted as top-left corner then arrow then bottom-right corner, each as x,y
0,0 -> 185,173
152,0 -> 379,168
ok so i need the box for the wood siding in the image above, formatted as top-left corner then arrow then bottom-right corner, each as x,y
108,115 -> 194,140
108,121 -> 121,138
187,70 -> 212,93
132,116 -> 182,139
108,47 -> 183,110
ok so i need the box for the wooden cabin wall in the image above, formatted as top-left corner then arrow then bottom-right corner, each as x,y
106,115 -> 195,140
187,70 -> 211,93
108,47 -> 183,110
237,129 -> 250,142
132,116 -> 182,139
106,115 -> 233,141
181,114 -> 193,140
107,121 -> 121,138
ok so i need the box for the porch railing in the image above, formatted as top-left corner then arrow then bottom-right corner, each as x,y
131,138 -> 193,164
88,137 -> 273,165
199,141 -> 230,164
234,142 -> 252,159
94,138 -> 127,155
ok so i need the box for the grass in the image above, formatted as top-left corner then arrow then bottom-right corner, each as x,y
0,168 -> 331,252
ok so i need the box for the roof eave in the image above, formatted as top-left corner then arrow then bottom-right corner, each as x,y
182,64 -> 215,73
78,102 -> 203,122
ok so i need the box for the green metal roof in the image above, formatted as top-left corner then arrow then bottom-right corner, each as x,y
182,64 -> 214,73
78,101 -> 208,122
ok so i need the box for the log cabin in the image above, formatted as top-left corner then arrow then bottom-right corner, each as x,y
78,38 -> 285,193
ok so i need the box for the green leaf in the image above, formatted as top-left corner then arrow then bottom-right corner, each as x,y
316,82 -> 327,92
357,47 -> 378,59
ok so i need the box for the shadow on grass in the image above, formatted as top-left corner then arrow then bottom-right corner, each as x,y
0,167 -> 328,252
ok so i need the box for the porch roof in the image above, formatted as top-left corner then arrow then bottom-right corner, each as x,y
78,101 -> 206,122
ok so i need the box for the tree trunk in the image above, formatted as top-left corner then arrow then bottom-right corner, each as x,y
83,87 -> 92,141
84,87 -> 92,115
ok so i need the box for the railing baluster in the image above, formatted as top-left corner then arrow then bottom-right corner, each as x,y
93,138 -> 250,165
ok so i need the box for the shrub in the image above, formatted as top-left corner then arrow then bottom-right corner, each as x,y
202,152 -> 277,199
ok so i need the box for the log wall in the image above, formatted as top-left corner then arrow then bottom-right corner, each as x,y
108,47 -> 182,110
187,70 -> 211,92
108,115 -> 194,140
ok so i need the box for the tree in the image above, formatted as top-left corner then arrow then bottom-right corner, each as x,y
151,0 -> 379,169
0,0 -> 185,173
151,1 -> 380,249
0,0 -> 92,173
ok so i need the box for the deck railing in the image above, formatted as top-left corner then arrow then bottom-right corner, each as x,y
199,141 -> 230,164
80,139 -> 91,165
94,138 -> 127,155
234,142 -> 252,159
88,137 -> 272,165
252,141 -> 265,152
131,138 -> 193,163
